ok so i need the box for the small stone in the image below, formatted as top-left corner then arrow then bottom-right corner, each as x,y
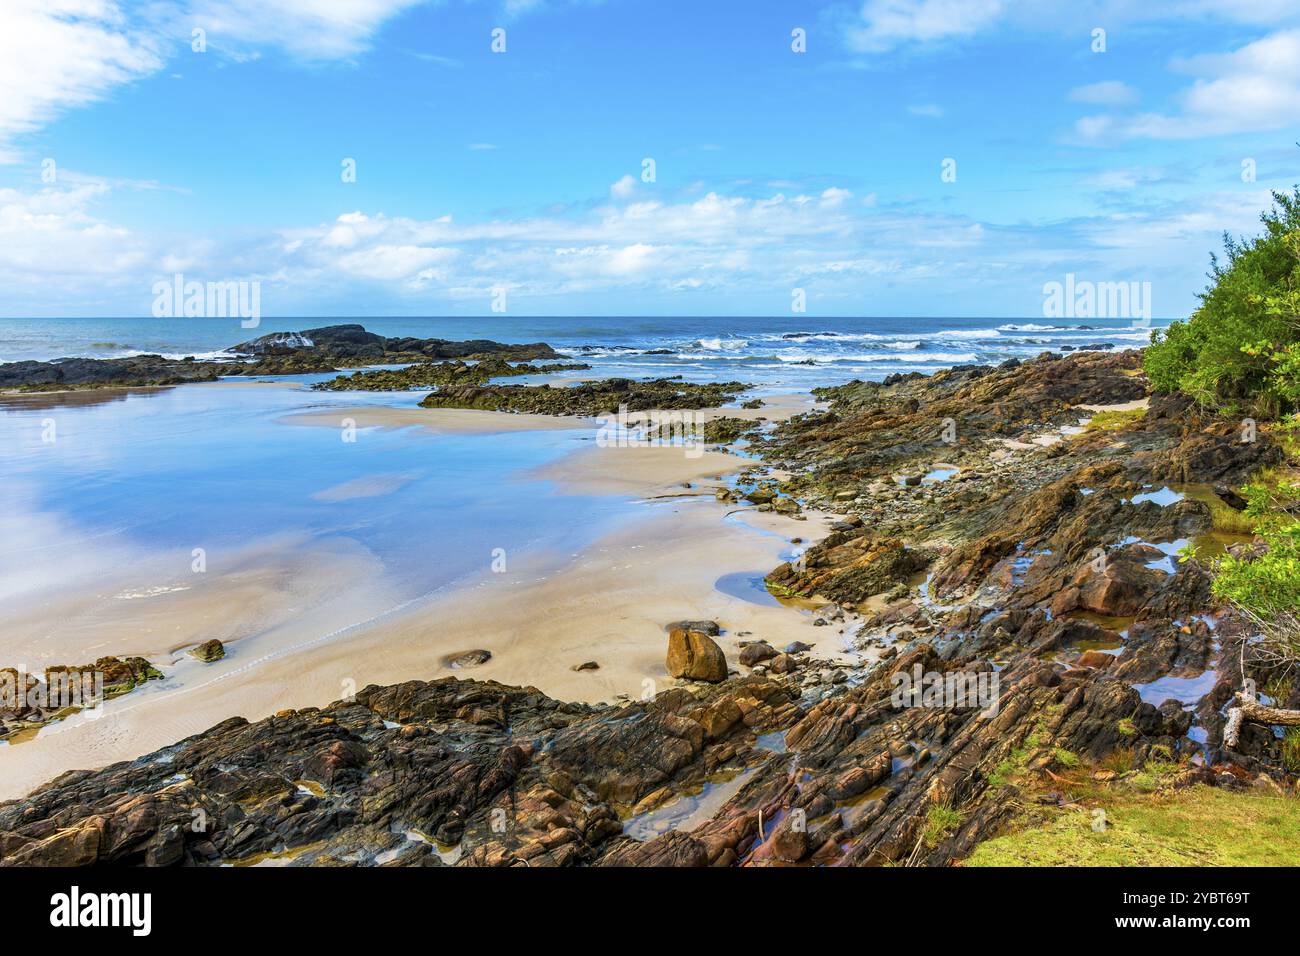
190,639 -> 225,663
768,653 -> 800,675
443,649 -> 492,669
739,642 -> 778,667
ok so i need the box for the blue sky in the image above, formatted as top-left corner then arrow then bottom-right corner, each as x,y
1,0 -> 1298,318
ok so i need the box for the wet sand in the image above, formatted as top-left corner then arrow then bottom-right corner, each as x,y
530,444 -> 749,496
283,405 -> 592,435
0,534 -> 392,665
282,391 -> 824,438
0,403 -> 837,800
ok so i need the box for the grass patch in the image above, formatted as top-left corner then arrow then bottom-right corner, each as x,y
1282,729 -> 1300,773
1129,758 -> 1180,794
1207,495 -> 1258,535
965,785 -> 1300,866
1100,747 -> 1135,774
987,758 -> 1017,791
1052,747 -> 1081,769
1084,408 -> 1147,432
923,803 -> 965,847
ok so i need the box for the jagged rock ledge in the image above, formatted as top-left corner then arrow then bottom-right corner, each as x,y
0,325 -> 562,392
418,376 -> 752,416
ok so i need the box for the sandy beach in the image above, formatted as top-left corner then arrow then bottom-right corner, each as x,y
282,404 -> 593,435
0,396 -> 840,800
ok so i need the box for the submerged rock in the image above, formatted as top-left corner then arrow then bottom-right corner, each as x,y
190,640 -> 225,663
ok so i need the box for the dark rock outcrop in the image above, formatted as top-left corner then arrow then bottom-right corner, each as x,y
0,325 -> 564,392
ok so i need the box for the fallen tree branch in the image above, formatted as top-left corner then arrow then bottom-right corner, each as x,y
1223,691 -> 1300,748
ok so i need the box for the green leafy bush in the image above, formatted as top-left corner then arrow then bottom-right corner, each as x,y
1211,520 -> 1300,620
1145,188 -> 1300,418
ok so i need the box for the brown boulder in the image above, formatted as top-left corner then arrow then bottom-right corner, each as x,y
1076,650 -> 1115,669
1075,559 -> 1166,616
666,625 -> 728,682
768,653 -> 800,675
1050,586 -> 1080,617
739,642 -> 778,667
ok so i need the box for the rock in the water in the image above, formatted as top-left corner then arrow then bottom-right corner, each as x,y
665,624 -> 728,682
572,661 -> 600,672
190,640 -> 225,663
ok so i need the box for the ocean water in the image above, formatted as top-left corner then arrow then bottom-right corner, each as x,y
0,315 -> 1162,390
0,380 -> 636,616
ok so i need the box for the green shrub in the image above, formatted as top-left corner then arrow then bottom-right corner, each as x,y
1212,520 -> 1300,620
1145,188 -> 1300,418
1282,728 -> 1300,773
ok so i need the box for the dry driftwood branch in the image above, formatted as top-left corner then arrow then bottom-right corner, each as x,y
1223,691 -> 1300,748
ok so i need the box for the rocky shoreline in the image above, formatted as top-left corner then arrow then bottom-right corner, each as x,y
418,376 -> 752,416
1,657 -> 164,744
310,357 -> 591,392
2,347 -> 1296,867
0,324 -> 561,392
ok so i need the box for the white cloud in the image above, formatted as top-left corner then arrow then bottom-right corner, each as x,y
1068,81 -> 1138,107
3,171 -> 1274,320
820,187 -> 853,207
1076,29 -> 1300,140
1081,167 -> 1164,190
0,181 -> 173,317
336,243 -> 458,281
609,174 -> 637,199
844,0 -> 1004,53
837,0 -> 1300,58
184,0 -> 430,60
0,0 -> 438,159
0,1 -> 163,159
